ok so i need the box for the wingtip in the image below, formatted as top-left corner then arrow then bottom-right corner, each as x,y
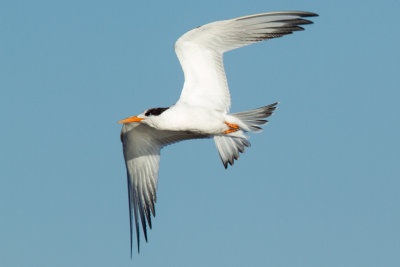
136,235 -> 140,254
298,11 -> 319,17
130,236 -> 133,258
143,228 -> 148,243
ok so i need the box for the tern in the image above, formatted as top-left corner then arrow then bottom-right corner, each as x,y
118,11 -> 318,253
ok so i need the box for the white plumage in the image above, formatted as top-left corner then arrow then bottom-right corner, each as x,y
119,11 -> 318,253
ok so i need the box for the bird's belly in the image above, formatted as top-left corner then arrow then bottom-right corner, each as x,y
160,108 -> 227,134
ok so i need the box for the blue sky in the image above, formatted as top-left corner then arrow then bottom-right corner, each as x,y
1,0 -> 399,266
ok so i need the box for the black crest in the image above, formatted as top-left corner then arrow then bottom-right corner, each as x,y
145,107 -> 169,117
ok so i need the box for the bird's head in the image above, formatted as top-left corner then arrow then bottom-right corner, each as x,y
118,107 -> 169,124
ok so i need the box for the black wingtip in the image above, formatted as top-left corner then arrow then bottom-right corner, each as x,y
136,224 -> 140,254
136,231 -> 140,254
270,102 -> 279,107
126,171 -> 135,258
299,11 -> 319,17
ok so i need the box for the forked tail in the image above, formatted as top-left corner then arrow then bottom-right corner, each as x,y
214,102 -> 278,168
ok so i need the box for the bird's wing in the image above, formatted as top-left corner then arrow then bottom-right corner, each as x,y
175,11 -> 318,112
121,123 -> 206,253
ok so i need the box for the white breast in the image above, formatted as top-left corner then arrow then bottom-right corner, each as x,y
146,104 -> 228,134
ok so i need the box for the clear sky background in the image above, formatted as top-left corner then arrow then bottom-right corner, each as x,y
1,0 -> 399,266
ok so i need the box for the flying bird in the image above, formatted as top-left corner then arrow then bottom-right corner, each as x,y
118,11 -> 318,253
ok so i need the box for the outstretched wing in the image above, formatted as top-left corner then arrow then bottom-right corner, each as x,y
175,11 -> 318,112
121,123 -> 207,253
121,123 -> 161,254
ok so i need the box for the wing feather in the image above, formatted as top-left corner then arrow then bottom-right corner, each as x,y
121,123 -> 207,253
175,11 -> 318,112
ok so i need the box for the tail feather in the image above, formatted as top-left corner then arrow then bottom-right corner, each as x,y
214,102 -> 278,168
214,131 -> 250,168
231,102 -> 278,132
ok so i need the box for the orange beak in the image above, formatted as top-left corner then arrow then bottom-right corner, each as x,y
118,116 -> 144,123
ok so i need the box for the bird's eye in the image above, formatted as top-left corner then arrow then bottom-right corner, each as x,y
145,111 -> 151,116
